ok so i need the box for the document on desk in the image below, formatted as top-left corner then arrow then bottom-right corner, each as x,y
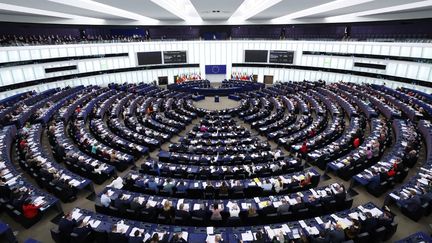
88,219 -> 101,228
193,204 -> 201,210
180,232 -> 188,241
281,224 -> 291,233
71,209 -> 82,220
389,193 -> 400,200
306,226 -> 319,235
292,228 -> 300,239
241,231 -> 254,241
207,226 -> 214,235
315,217 -> 324,224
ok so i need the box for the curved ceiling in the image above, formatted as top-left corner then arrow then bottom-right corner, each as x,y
0,0 -> 431,25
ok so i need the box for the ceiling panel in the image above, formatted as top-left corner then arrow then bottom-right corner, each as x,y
0,0 -> 123,19
0,0 -> 430,25
251,0 -> 333,20
94,0 -> 182,21
191,0 -> 243,20
306,0 -> 425,18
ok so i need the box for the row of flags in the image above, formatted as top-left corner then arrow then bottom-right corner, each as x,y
175,73 -> 202,83
231,72 -> 254,81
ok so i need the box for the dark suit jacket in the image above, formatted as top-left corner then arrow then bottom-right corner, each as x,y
362,217 -> 379,233
191,209 -> 207,219
130,201 -> 144,211
72,226 -> 91,239
175,209 -> 191,220
128,236 -> 144,243
261,205 -> 277,215
114,198 -> 128,211
108,232 -> 128,243
277,204 -> 290,215
58,218 -> 77,235
329,228 -> 345,243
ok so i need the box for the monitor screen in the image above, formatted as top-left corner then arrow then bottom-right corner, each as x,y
245,50 -> 268,63
163,51 -> 187,64
137,51 -> 162,65
269,50 -> 295,64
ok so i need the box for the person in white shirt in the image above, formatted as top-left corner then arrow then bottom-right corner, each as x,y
273,178 -> 283,193
110,176 -> 124,189
229,203 -> 240,218
100,191 -> 111,207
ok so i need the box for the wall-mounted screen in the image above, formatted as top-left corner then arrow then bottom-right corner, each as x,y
137,51 -> 162,65
269,50 -> 294,64
45,65 -> 77,73
354,62 -> 386,70
245,50 -> 268,63
163,51 -> 187,64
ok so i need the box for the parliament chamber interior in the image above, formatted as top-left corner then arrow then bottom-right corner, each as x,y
0,1 -> 432,243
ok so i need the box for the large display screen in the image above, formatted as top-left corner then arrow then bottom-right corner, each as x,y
269,50 -> 295,64
245,50 -> 268,63
163,51 -> 187,64
137,51 -> 162,65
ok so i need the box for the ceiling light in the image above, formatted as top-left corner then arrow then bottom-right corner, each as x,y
0,2 -> 104,22
326,0 -> 432,22
150,0 -> 202,23
271,0 -> 373,23
228,0 -> 282,22
48,0 -> 159,23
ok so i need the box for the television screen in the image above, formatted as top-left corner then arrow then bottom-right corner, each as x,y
245,50 -> 268,63
137,51 -> 162,65
269,50 -> 294,64
164,51 -> 187,64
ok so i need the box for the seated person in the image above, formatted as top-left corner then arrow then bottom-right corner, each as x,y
100,191 -> 111,207
58,212 -> 78,236
191,203 -> 207,219
228,203 -> 240,218
114,193 -> 129,211
175,203 -> 190,221
72,220 -> 92,239
345,218 -> 361,239
130,197 -> 145,211
129,229 -> 145,243
277,199 -> 290,215
22,199 -> 41,220
261,179 -> 273,192
232,180 -> 244,193
210,203 -> 224,221
170,232 -> 187,243
176,181 -> 187,193
163,179 -> 175,194
328,223 -> 345,243
110,176 -> 124,189
361,212 -> 378,234
261,201 -> 276,216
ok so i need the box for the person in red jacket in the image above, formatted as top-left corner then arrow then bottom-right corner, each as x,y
387,162 -> 398,177
22,199 -> 41,219
300,141 -> 308,154
353,137 -> 360,148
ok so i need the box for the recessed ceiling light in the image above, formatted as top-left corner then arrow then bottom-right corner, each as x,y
0,2 -> 104,22
48,0 -> 158,23
150,0 -> 202,23
271,0 -> 373,23
228,0 -> 282,23
326,0 -> 432,22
